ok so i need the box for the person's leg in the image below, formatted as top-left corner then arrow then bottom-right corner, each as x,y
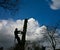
16,37 -> 21,44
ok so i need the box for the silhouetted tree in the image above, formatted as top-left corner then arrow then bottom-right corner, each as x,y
43,23 -> 60,50
14,19 -> 28,50
21,19 -> 28,50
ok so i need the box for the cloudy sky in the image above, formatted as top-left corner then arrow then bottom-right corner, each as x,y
0,0 -> 60,49
0,18 -> 47,48
0,0 -> 60,26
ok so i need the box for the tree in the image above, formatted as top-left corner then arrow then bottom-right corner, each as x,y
43,23 -> 60,50
14,19 -> 28,50
21,19 -> 28,50
47,26 -> 56,50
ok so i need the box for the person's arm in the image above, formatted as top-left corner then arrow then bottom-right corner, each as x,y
18,31 -> 23,34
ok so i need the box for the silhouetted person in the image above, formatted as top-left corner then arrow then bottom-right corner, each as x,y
14,28 -> 21,44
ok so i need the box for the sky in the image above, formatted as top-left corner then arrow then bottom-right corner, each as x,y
0,0 -> 60,49
0,18 -> 47,49
0,0 -> 60,26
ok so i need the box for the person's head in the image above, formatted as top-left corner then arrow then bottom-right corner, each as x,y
15,28 -> 18,31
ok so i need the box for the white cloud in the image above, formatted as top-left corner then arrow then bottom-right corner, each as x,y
47,0 -> 60,10
0,18 -> 47,48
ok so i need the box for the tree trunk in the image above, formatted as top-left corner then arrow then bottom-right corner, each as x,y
22,19 -> 28,50
53,45 -> 55,50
